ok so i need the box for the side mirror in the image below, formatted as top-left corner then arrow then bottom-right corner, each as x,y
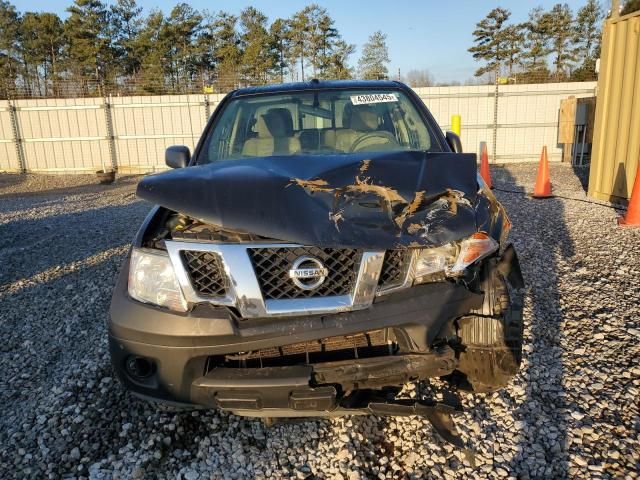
445,131 -> 463,153
165,145 -> 191,168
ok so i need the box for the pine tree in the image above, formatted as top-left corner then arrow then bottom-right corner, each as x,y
239,7 -> 273,85
64,0 -> 114,90
269,18 -> 290,83
572,0 -> 603,80
135,10 -> 168,93
520,6 -> 552,80
0,1 -> 21,93
304,5 -> 338,77
163,3 -> 202,90
20,13 -> 37,93
358,31 -> 390,80
20,12 -> 64,95
196,11 -> 219,88
501,24 -> 526,77
323,40 -> 355,80
287,8 -> 311,81
544,3 -> 577,79
2,0 -> 361,95
110,0 -> 143,79
468,7 -> 511,79
211,11 -> 241,90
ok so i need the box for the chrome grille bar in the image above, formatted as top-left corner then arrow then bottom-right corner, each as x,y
165,240 -> 385,318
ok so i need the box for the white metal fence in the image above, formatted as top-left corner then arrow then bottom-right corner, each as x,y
414,81 -> 597,162
0,82 -> 596,174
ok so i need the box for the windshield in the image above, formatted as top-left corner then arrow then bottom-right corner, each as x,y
199,89 -> 441,163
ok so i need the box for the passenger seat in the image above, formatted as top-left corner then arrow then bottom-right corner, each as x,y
242,108 -> 301,157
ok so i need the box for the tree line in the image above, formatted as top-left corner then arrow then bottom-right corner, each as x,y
2,0 -> 631,98
469,0 -> 607,83
0,0 -> 392,97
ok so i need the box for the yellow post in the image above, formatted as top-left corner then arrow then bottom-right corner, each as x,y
451,115 -> 461,136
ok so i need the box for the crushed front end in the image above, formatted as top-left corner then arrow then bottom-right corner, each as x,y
109,82 -> 525,447
108,154 -> 524,448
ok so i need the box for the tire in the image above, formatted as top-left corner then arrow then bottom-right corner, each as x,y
445,259 -> 524,393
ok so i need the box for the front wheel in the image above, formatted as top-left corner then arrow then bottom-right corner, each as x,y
445,257 -> 524,393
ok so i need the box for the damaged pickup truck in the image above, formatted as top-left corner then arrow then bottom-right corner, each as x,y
109,80 -> 524,446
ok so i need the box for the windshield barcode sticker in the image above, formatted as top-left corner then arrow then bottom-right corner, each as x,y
350,93 -> 398,105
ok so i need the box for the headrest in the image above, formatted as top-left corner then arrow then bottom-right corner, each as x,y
350,105 -> 379,131
254,115 -> 270,138
262,108 -> 294,137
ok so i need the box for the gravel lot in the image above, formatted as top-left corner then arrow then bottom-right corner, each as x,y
1,164 -> 638,480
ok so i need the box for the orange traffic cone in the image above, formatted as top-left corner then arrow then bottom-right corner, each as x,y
532,146 -> 552,198
618,166 -> 640,227
480,144 -> 493,189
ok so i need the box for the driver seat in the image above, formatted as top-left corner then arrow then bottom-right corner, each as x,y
329,104 -> 380,152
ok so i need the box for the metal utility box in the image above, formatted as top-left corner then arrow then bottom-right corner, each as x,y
588,9 -> 640,202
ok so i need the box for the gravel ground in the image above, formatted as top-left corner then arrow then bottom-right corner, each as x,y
0,164 -> 638,480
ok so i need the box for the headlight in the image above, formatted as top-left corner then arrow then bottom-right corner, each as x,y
413,232 -> 498,284
413,244 -> 458,283
449,232 -> 498,273
128,248 -> 188,312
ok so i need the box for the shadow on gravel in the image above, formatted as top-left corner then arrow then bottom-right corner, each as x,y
0,228 -> 220,478
0,175 -> 141,199
0,202 -> 146,287
495,167 -> 574,478
571,164 -> 591,195
0,173 -> 27,192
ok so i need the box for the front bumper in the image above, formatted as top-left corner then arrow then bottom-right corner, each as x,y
189,351 -> 457,412
108,256 -> 483,409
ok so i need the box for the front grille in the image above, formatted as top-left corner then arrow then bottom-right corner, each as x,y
182,251 -> 228,297
378,250 -> 411,289
207,329 -> 398,369
249,247 -> 361,299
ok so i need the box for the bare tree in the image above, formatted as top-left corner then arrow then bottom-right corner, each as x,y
402,69 -> 434,87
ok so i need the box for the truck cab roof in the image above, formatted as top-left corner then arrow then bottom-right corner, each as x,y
230,79 -> 408,98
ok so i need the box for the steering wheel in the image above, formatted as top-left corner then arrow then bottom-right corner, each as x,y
349,131 -> 398,152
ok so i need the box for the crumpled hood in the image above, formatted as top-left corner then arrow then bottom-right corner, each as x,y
137,151 -> 479,250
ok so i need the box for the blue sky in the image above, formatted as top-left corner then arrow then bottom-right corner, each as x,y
14,0 -> 595,82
